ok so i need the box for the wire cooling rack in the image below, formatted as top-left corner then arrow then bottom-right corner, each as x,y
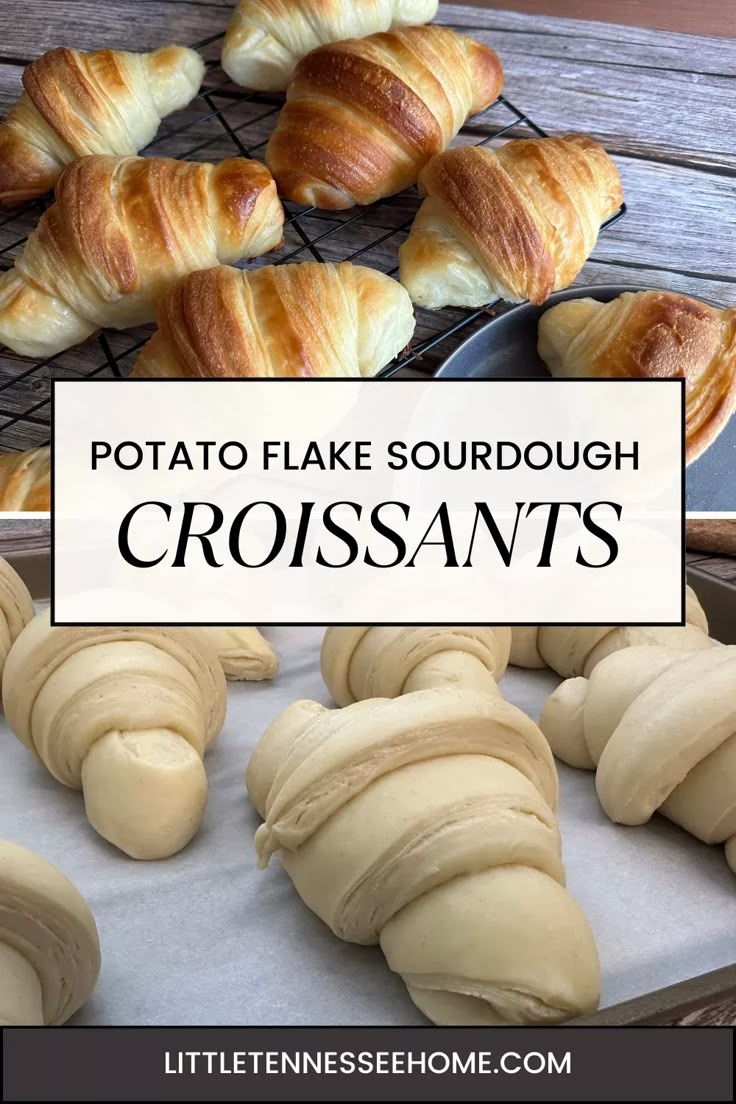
0,30 -> 626,451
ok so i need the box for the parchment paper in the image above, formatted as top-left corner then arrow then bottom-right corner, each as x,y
1,625 -> 735,1025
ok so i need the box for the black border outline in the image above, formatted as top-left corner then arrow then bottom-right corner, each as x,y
49,376 -> 687,629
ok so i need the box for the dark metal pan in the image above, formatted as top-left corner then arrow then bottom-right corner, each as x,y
435,284 -> 734,512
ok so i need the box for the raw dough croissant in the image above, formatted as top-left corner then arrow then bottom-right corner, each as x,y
0,155 -> 284,358
0,46 -> 204,206
539,645 -> 736,872
0,556 -> 34,684
266,26 -> 503,208
0,840 -> 101,1025
538,290 -> 736,465
222,0 -> 438,91
0,448 -> 50,512
322,625 -> 512,704
202,627 -> 278,681
247,687 -> 600,1024
510,585 -> 710,677
131,262 -> 414,378
2,611 -> 227,859
399,135 -> 623,308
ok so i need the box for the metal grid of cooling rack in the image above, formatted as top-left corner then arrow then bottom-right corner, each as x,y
0,29 -> 626,451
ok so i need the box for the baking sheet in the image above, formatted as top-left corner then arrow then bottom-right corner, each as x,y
1,622 -> 735,1026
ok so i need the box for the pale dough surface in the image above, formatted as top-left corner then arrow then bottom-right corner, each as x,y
1,625 -> 735,1024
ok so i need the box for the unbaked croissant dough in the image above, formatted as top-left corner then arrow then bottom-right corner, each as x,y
0,556 -> 34,686
247,687 -> 599,1024
0,448 -> 50,512
0,45 -> 205,206
2,611 -> 227,860
398,135 -> 622,308
266,26 -> 503,208
131,262 -> 415,378
222,0 -> 438,91
509,585 -> 711,678
321,625 -> 512,704
539,645 -> 736,872
202,627 -> 278,681
0,155 -> 284,358
538,290 -> 736,465
0,840 -> 101,1025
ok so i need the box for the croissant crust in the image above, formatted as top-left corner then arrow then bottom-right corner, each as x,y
0,448 -> 50,512
266,26 -> 503,208
399,134 -> 623,308
538,290 -> 736,464
131,262 -> 415,379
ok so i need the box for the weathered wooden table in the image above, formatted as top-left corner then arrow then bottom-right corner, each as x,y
0,2 -> 734,455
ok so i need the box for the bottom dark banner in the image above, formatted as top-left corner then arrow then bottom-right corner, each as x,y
2,1026 -> 733,1102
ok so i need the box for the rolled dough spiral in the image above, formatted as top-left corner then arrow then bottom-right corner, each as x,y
0,556 -> 34,686
247,687 -> 599,1025
539,644 -> 736,871
321,626 -> 512,705
2,610 -> 227,860
0,840 -> 100,1025
201,626 -> 278,682
510,585 -> 710,677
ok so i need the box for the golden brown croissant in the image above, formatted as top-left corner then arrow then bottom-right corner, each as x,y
222,0 -> 438,91
398,135 -> 623,308
538,290 -> 736,464
0,448 -> 50,512
0,46 -> 204,206
131,261 -> 415,378
0,155 -> 284,359
265,26 -> 503,209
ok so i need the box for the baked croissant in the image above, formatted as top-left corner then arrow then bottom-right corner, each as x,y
322,625 -> 511,704
398,135 -> 623,308
201,627 -> 278,681
131,262 -> 415,378
2,611 -> 227,860
0,155 -> 284,358
0,555 -> 34,684
0,840 -> 101,1025
0,448 -> 50,512
539,645 -> 736,872
0,46 -> 204,206
265,26 -> 503,208
247,687 -> 600,1024
509,585 -> 710,678
222,0 -> 438,91
538,291 -> 736,465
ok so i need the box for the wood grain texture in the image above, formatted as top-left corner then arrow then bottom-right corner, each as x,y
444,0 -> 736,38
0,1 -> 733,466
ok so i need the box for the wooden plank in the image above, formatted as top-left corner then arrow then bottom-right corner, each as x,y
686,519 -> 736,556
0,2 -> 733,453
0,520 -> 49,554
0,2 -> 226,61
444,0 -> 736,39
